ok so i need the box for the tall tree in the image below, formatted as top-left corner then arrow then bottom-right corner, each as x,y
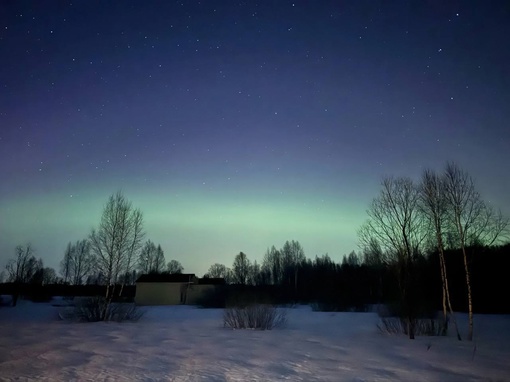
60,239 -> 94,285
249,260 -> 262,286
155,245 -> 166,272
60,242 -> 73,284
359,177 -> 426,339
281,240 -> 306,291
342,251 -> 360,267
89,191 -> 145,318
232,252 -> 251,285
262,246 -> 283,285
420,169 -> 461,339
72,239 -> 93,285
138,240 -> 166,274
443,163 -> 509,341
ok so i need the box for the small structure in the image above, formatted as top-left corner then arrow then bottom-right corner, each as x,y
135,273 -> 225,306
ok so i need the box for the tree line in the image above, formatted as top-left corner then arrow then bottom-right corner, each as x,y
358,162 -> 508,340
3,192 -> 182,315
2,164 -> 509,338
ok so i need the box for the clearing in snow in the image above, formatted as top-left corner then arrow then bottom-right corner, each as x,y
0,300 -> 509,381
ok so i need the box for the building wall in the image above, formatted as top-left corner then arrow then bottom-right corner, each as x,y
187,284 -> 218,305
135,282 -> 220,306
135,282 -> 185,305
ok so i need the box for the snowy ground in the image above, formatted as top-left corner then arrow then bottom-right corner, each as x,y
0,299 -> 509,381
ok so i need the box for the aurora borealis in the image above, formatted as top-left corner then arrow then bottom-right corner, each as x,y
1,1 -> 509,276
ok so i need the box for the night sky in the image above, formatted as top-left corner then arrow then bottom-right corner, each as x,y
1,1 -> 509,276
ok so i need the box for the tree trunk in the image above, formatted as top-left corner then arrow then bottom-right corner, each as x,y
457,213 -> 474,341
102,284 -> 115,321
440,249 -> 462,340
461,246 -> 474,341
403,257 -> 415,340
439,253 -> 448,332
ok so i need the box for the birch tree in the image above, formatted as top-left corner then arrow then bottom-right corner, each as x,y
420,169 -> 461,339
89,191 -> 144,318
443,162 -> 508,341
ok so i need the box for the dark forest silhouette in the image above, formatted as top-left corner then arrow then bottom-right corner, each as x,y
2,163 -> 509,335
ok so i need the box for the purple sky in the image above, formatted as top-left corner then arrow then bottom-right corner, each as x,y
1,1 -> 509,276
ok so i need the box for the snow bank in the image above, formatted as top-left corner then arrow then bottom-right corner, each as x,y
0,302 -> 509,381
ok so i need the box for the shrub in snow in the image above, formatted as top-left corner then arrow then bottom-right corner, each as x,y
223,304 -> 287,330
377,304 -> 446,336
377,316 -> 446,336
61,297 -> 145,322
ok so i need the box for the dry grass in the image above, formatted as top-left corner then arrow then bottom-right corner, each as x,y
61,297 -> 145,322
223,304 -> 287,330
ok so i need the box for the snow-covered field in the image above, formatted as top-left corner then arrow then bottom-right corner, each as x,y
0,299 -> 509,381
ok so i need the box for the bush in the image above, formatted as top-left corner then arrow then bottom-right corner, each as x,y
223,304 -> 287,330
61,296 -> 145,322
377,316 -> 446,336
377,304 -> 446,336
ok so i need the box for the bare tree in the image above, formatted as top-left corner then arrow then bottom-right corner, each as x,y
206,263 -> 231,282
232,252 -> 251,285
361,238 -> 385,303
5,244 -> 42,306
71,240 -> 93,285
443,163 -> 509,341
32,266 -> 58,285
42,267 -> 58,284
262,246 -> 283,285
281,240 -> 306,292
167,259 -> 184,274
138,240 -> 166,274
342,251 -> 360,267
60,242 -> 73,284
6,244 -> 39,283
248,260 -> 262,286
155,245 -> 166,272
89,191 -> 145,319
207,263 -> 227,278
362,237 -> 384,267
420,169 -> 461,340
359,177 -> 426,339
60,240 -> 94,285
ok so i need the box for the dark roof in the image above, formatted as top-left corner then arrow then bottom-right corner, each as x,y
136,273 -> 196,283
198,277 -> 226,285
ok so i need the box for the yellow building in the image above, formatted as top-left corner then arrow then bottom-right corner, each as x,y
135,273 -> 225,306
